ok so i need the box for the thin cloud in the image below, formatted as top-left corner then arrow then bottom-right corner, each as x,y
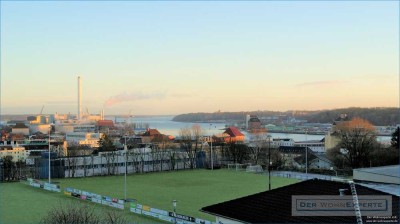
353,74 -> 395,80
170,93 -> 193,98
105,91 -> 166,107
45,100 -> 76,105
295,80 -> 348,87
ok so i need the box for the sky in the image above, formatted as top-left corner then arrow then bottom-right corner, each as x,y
1,1 -> 399,115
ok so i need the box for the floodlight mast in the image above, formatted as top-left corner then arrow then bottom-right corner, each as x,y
48,126 -> 51,183
209,124 -> 213,170
124,136 -> 128,201
267,135 -> 271,191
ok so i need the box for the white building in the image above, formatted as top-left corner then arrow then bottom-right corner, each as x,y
294,139 -> 325,153
12,123 -> 30,136
65,132 -> 103,148
29,124 -> 52,134
73,124 -> 96,133
63,150 -> 190,178
272,138 -> 294,148
0,145 -> 29,162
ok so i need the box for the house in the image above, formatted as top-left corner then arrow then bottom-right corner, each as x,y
294,139 -> 325,153
65,132 -> 103,148
201,179 -> 399,224
278,146 -> 308,168
325,114 -> 349,150
248,116 -> 261,129
223,127 -> 245,143
12,123 -> 29,136
248,115 -> 267,133
294,152 -> 334,170
141,129 -> 171,143
96,120 -> 114,133
0,145 -> 29,162
272,138 -> 294,148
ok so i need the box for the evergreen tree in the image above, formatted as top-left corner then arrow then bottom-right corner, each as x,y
98,134 -> 116,152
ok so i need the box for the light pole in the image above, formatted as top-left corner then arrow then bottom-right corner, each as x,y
123,135 -> 128,201
48,125 -> 51,183
267,134 -> 271,191
209,124 -> 213,170
305,129 -> 308,178
172,200 -> 177,224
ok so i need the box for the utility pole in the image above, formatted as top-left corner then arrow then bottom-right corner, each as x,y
48,126 -> 51,183
267,135 -> 271,191
209,124 -> 213,170
305,130 -> 308,178
124,136 -> 128,201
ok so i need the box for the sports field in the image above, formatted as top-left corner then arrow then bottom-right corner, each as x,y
0,169 -> 298,224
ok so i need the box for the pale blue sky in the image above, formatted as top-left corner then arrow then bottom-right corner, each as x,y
1,1 -> 399,115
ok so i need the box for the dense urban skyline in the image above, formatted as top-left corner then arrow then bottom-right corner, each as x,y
1,1 -> 399,115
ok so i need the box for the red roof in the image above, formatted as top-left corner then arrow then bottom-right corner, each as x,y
143,129 -> 161,136
224,126 -> 244,137
97,120 -> 114,127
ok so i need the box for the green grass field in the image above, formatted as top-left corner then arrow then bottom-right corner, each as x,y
0,169 -> 298,224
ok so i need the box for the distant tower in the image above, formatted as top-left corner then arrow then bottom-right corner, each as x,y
78,76 -> 82,121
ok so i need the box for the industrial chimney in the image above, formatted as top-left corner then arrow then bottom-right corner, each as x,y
78,76 -> 82,121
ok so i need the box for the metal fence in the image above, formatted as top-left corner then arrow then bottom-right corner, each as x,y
269,170 -> 335,181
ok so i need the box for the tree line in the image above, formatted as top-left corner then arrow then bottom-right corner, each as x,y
172,107 -> 398,126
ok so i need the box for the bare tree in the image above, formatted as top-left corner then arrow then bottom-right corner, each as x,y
226,142 -> 249,164
65,144 -> 80,178
179,125 -> 203,169
269,148 -> 285,169
335,117 -> 377,168
104,151 -> 118,175
132,152 -> 141,173
40,201 -> 127,224
192,124 -> 204,167
179,127 -> 193,169
248,133 -> 267,165
103,209 -> 128,224
167,150 -> 177,171
40,201 -> 100,224
3,156 -> 16,181
81,149 -> 92,177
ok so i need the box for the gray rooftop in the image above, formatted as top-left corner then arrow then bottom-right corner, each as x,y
354,165 -> 400,178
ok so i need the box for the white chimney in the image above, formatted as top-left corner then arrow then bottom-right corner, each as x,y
100,109 -> 104,120
78,76 -> 82,121
245,114 -> 250,130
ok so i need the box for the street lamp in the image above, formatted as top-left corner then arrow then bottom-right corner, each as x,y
267,134 -> 271,191
209,124 -> 213,170
172,200 -> 177,223
48,125 -> 51,184
123,135 -> 128,201
305,129 -> 308,178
